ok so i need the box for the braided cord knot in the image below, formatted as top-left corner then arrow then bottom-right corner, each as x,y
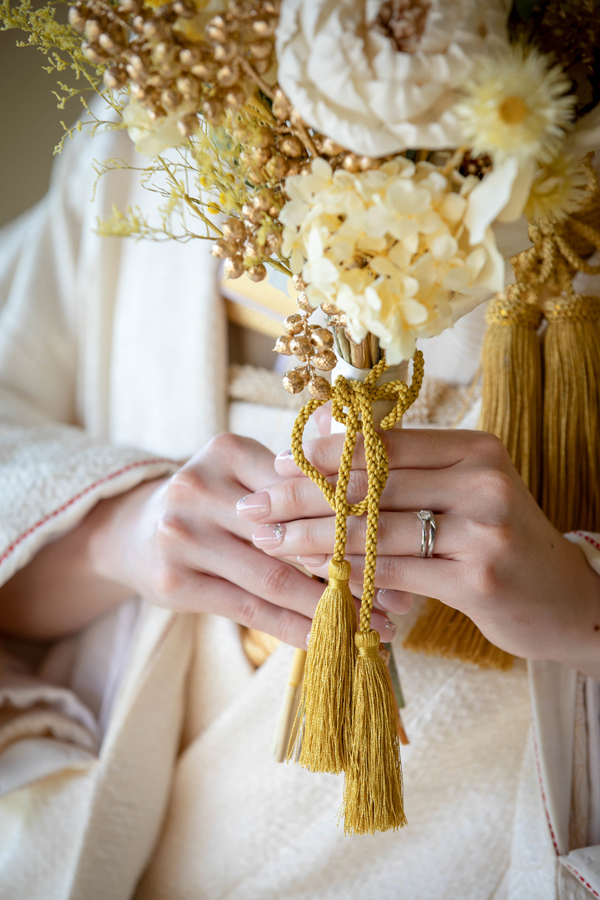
291,351 -> 424,633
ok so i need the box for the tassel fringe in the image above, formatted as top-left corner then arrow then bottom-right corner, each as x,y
541,295 -> 600,533
343,631 -> 407,835
291,558 -> 356,774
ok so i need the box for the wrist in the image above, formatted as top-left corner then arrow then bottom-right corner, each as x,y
550,538 -> 600,675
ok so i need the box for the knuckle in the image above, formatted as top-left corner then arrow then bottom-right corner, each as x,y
153,562 -> 185,597
155,511 -> 191,551
237,595 -> 261,629
472,432 -> 510,466
376,555 -> 400,588
275,608 -> 300,646
167,467 -> 210,504
279,478 -> 305,515
470,560 -> 502,597
481,470 -> 515,515
259,561 -> 293,601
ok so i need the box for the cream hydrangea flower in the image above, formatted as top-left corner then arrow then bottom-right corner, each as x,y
123,99 -> 196,158
281,157 -> 505,363
275,0 -> 510,157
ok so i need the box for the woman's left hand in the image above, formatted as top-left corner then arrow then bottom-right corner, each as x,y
237,429 -> 600,670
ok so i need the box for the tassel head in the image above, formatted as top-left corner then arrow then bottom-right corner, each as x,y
343,630 -> 407,835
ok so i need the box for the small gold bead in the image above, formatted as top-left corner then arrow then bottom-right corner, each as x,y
104,66 -> 127,90
252,146 -> 271,166
224,256 -> 244,279
211,239 -> 234,259
290,335 -> 313,357
292,275 -> 306,291
264,155 -> 288,180
161,88 -> 182,110
224,86 -> 245,108
202,99 -> 223,121
191,61 -> 214,80
321,302 -> 340,316
274,334 -> 293,356
253,58 -> 271,75
241,202 -> 262,225
222,217 -> 246,241
308,376 -> 331,400
283,371 -> 305,395
265,230 -> 282,252
243,237 -> 261,261
131,14 -> 146,32
82,41 -> 108,64
312,348 -> 336,371
177,114 -> 198,137
172,0 -> 195,18
279,136 -> 303,158
176,75 -> 199,99
216,64 -> 239,87
252,18 -> 274,37
247,264 -> 267,282
295,291 -> 312,313
310,327 -> 334,350
272,89 -> 292,121
83,18 -> 101,41
179,47 -> 200,68
358,156 -> 374,171
206,23 -> 227,43
68,6 -> 88,33
247,39 -> 272,60
214,40 -> 238,63
320,137 -> 343,156
283,314 -> 305,336
342,154 -> 360,172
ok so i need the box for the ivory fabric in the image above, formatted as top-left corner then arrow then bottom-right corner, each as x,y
0,123 -> 599,899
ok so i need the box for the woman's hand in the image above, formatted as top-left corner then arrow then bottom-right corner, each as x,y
0,433 -> 393,646
237,429 -> 600,671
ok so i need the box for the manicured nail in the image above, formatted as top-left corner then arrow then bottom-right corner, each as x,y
305,630 -> 311,648
236,491 -> 270,519
275,449 -> 294,463
252,523 -> 285,549
372,614 -> 396,640
297,554 -> 327,567
375,589 -> 405,612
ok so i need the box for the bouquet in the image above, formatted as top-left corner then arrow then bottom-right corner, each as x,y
3,0 -> 600,835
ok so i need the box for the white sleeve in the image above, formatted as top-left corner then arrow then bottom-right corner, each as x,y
0,151 -> 178,590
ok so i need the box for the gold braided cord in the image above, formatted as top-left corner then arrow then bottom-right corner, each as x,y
291,352 -> 424,622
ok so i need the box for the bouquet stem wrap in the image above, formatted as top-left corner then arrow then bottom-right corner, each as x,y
288,352 -> 424,834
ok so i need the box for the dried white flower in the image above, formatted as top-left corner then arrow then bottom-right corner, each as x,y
275,0 -> 510,157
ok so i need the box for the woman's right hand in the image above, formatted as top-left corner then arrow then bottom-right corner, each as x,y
93,433 -> 394,648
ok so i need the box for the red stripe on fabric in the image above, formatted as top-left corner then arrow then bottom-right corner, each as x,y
573,531 -> 600,553
531,720 -> 560,855
563,862 -> 600,898
0,458 -> 172,567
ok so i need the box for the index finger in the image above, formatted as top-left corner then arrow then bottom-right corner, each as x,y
275,429 -> 500,478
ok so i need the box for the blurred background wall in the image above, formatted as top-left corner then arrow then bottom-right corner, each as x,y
0,27 -> 76,229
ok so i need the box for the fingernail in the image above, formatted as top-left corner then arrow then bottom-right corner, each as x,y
275,449 -> 294,463
297,554 -> 327,567
375,589 -> 405,612
252,523 -> 285,549
236,491 -> 270,519
305,630 -> 311,648
371,614 -> 396,640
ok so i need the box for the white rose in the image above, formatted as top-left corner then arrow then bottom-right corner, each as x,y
276,0 -> 510,157
123,100 -> 196,158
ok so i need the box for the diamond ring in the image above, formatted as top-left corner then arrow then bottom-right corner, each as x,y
417,510 -> 436,558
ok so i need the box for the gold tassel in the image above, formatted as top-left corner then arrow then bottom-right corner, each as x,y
541,293 -> 600,533
291,558 -> 356,773
478,290 -> 543,494
288,354 -> 423,829
404,289 -> 541,669
343,630 -> 407,835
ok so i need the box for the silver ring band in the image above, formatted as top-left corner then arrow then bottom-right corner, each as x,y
417,510 -> 436,558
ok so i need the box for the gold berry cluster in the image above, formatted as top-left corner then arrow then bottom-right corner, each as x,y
211,188 -> 283,281
273,276 -> 338,401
